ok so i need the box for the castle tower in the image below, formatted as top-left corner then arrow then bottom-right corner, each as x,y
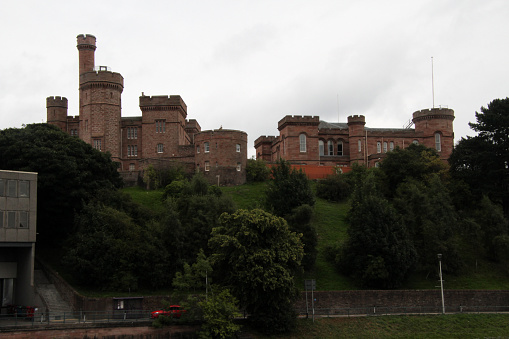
77,34 -> 96,76
77,34 -> 123,160
412,108 -> 455,160
140,95 -> 188,158
347,115 -> 366,165
46,96 -> 68,131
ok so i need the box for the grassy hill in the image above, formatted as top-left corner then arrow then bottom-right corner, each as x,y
123,182 -> 509,291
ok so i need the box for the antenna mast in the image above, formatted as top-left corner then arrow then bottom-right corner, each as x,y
431,56 -> 435,108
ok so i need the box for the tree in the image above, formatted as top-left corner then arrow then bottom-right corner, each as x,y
393,175 -> 462,273
315,172 -> 352,202
285,204 -> 318,271
173,249 -> 212,292
208,209 -> 303,334
265,158 -> 314,217
0,124 -> 122,246
198,288 -> 242,339
449,97 -> 509,215
340,172 -> 417,288
245,158 -> 270,183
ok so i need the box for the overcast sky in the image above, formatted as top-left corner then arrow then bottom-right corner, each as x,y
1,0 -> 508,158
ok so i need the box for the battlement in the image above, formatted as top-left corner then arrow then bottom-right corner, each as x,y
185,119 -> 201,131
278,115 -> 319,130
254,135 -> 276,147
412,107 -> 455,122
347,115 -> 366,124
139,95 -> 187,113
76,34 -> 96,49
79,71 -> 124,88
46,96 -> 68,108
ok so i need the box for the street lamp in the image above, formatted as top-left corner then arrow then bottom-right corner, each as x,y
438,254 -> 445,314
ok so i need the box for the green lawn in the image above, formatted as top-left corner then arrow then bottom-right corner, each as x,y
249,314 -> 509,338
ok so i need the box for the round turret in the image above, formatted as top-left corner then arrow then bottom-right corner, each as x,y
46,96 -> 68,131
77,34 -> 96,75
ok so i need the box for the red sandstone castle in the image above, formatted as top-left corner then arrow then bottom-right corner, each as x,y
46,34 -> 247,185
255,108 -> 454,168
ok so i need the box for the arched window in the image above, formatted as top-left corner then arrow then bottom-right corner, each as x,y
389,141 -> 394,151
383,142 -> 388,153
413,140 -> 419,145
377,142 -> 381,153
319,140 -> 324,156
435,132 -> 441,151
337,140 -> 343,156
358,139 -> 362,153
328,140 -> 334,156
299,134 -> 306,152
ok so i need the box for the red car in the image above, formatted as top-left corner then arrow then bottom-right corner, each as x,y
151,305 -> 186,319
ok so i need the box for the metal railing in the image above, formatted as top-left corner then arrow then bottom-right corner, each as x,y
0,310 -> 157,328
298,305 -> 509,318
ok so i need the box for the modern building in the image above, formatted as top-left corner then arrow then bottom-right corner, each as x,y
0,170 -> 38,309
47,34 -> 247,186
255,108 -> 455,168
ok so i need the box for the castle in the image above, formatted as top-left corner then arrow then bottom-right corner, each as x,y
254,109 -> 455,168
47,34 -> 247,186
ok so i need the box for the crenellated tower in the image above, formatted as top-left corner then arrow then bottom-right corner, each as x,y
347,115 -> 366,165
77,34 -> 123,160
46,96 -> 68,131
412,107 -> 455,160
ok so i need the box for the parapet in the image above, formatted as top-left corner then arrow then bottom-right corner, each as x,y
412,108 -> 454,122
347,115 -> 366,124
79,71 -> 124,89
46,96 -> 68,108
139,95 -> 187,113
76,34 -> 96,50
254,135 -> 277,148
185,119 -> 201,132
278,115 -> 320,130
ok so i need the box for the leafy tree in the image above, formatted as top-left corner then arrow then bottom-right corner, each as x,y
198,288 -> 242,339
393,175 -> 462,273
265,158 -> 314,217
471,196 -> 509,261
379,143 -> 448,198
450,97 -> 509,215
173,249 -> 212,292
340,172 -> 417,288
316,173 -> 352,202
209,209 -> 303,334
245,158 -> 270,182
286,204 -> 318,271
0,124 -> 122,246
63,202 -> 169,291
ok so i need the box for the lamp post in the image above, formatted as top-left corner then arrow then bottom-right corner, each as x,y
438,254 -> 445,314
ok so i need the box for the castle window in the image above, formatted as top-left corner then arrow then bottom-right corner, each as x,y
358,139 -> 362,153
0,179 -> 4,196
19,181 -> 29,197
413,140 -> 419,145
205,142 -> 210,153
205,161 -> 210,171
377,142 -> 381,153
319,140 -> 324,156
337,141 -> 343,156
157,143 -> 164,153
383,142 -> 388,153
197,145 -> 200,154
127,127 -> 138,139
299,134 -> 306,152
93,139 -> 102,151
390,141 -> 394,151
328,140 -> 334,156
236,144 -> 241,152
129,163 -> 135,172
19,211 -> 28,228
435,133 -> 442,151
156,120 -> 166,133
216,162 -> 218,168
237,162 -> 241,171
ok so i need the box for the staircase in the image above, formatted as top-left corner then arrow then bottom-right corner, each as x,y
34,269 -> 74,319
